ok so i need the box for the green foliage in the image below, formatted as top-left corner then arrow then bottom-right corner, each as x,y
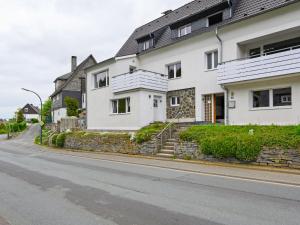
16,110 -> 25,123
31,118 -> 39,124
52,134 -> 58,146
64,97 -> 79,117
42,99 -> 52,124
0,123 -> 7,134
5,121 -> 27,133
135,122 -> 166,144
56,133 -> 66,148
180,125 -> 300,162
296,125 -> 300,135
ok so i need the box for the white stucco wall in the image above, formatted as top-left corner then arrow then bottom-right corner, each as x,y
52,108 -> 67,123
24,114 -> 39,121
227,75 -> 300,125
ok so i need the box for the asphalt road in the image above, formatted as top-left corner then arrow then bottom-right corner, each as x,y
0,125 -> 300,225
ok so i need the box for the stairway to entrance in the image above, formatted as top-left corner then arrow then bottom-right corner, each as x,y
156,123 -> 195,158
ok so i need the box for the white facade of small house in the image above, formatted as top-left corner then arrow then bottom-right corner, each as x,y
86,0 -> 300,130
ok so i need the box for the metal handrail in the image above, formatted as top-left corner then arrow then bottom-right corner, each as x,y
219,44 -> 300,65
156,109 -> 183,151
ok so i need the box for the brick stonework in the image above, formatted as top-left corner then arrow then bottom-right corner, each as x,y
167,88 -> 195,119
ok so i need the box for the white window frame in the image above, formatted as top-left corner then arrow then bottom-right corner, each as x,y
178,24 -> 191,37
142,39 -> 153,51
94,70 -> 109,89
205,50 -> 219,70
111,97 -> 131,115
167,62 -> 182,79
170,96 -> 180,107
24,108 -> 28,113
250,87 -> 292,110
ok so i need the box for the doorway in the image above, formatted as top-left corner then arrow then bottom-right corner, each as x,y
153,96 -> 164,122
203,94 -> 224,123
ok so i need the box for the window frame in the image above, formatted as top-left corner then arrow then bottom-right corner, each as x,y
111,97 -> 131,115
250,87 -> 292,110
177,24 -> 192,38
167,62 -> 182,79
205,50 -> 219,71
141,39 -> 153,51
170,96 -> 180,107
93,70 -> 109,89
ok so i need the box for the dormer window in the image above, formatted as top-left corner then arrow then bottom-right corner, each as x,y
207,12 -> 223,27
141,39 -> 154,51
178,24 -> 191,37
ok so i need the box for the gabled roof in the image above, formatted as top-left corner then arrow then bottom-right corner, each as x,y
22,104 -> 40,114
116,0 -> 300,57
54,72 -> 72,82
50,55 -> 97,98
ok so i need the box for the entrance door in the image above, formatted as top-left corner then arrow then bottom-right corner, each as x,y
204,94 -> 224,123
153,96 -> 163,122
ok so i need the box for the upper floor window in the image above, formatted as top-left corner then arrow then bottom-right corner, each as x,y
141,39 -> 153,51
178,24 -> 191,37
206,51 -> 218,70
168,62 -> 181,79
94,70 -> 109,88
112,98 -> 131,114
208,12 -> 223,27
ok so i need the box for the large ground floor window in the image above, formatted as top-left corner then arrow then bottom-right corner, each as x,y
112,98 -> 131,114
252,87 -> 292,109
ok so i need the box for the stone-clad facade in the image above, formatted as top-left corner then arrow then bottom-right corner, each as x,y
167,88 -> 195,120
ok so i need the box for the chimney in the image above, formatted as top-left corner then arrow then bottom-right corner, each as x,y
71,56 -> 77,72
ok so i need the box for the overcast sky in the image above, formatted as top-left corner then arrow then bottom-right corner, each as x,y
0,0 -> 190,119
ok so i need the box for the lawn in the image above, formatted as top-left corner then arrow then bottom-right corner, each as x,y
180,125 -> 300,161
135,122 -> 166,144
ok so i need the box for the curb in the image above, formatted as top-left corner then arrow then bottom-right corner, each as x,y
39,144 -> 300,176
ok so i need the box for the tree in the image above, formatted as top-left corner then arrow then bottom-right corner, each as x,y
64,97 -> 79,117
16,109 -> 25,123
42,99 -> 52,123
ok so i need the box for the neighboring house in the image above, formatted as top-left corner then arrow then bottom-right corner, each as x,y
85,0 -> 300,131
21,104 -> 40,121
51,55 -> 97,123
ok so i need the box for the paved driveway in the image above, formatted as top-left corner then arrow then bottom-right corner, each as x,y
0,126 -> 299,225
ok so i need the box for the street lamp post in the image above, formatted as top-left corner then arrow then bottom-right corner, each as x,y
22,88 -> 43,144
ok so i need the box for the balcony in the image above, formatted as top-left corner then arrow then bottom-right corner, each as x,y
217,47 -> 300,85
111,69 -> 168,94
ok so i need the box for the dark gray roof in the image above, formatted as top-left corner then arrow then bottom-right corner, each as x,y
54,72 -> 72,82
116,0 -> 300,57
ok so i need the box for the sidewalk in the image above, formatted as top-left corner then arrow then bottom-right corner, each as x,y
45,146 -> 300,186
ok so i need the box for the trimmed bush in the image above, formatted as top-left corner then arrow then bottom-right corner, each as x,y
31,118 -> 39,124
56,133 -> 66,148
180,125 -> 300,162
135,122 -> 166,144
51,134 -> 58,146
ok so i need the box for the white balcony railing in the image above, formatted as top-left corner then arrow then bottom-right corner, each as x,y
111,69 -> 168,93
218,47 -> 300,85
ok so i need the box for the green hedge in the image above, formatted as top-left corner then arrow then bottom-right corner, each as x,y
135,122 -> 166,144
180,125 -> 300,162
31,118 -> 39,124
52,134 -> 58,146
56,133 -> 66,148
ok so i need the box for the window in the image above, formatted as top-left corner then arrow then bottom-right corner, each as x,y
112,98 -> 131,114
168,63 -> 181,79
273,88 -> 292,107
94,70 -> 109,88
253,90 -> 270,108
141,39 -> 153,51
249,48 -> 261,58
129,66 -> 136,73
178,24 -> 191,37
170,96 -> 180,107
24,108 -> 28,113
206,51 -> 218,70
208,12 -> 223,27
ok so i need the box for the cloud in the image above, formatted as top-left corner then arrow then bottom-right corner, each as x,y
0,0 -> 189,118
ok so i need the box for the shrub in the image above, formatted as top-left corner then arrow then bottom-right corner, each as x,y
31,118 -> 39,124
56,133 -> 66,148
64,97 -> 79,117
180,125 -> 300,162
135,122 -> 166,144
51,134 -> 58,146
16,110 -> 25,123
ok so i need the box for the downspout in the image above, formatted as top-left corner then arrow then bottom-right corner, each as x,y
215,27 -> 229,125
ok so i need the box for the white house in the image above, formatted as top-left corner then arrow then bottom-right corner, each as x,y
21,104 -> 40,121
86,0 -> 300,131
